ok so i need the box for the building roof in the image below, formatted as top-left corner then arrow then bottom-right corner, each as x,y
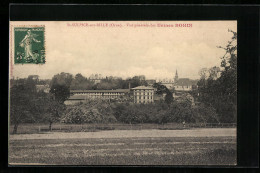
131,86 -> 155,90
70,89 -> 130,93
175,78 -> 198,86
159,79 -> 175,83
68,95 -> 86,100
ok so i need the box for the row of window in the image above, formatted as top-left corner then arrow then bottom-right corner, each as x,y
74,92 -> 125,95
135,96 -> 153,100
134,92 -> 153,95
134,100 -> 153,103
83,95 -> 120,98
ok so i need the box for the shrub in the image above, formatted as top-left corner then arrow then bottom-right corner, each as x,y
61,98 -> 219,125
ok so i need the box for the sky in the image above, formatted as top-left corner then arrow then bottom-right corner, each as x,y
10,21 -> 237,80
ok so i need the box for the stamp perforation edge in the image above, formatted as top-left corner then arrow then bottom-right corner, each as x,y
10,24 -> 46,66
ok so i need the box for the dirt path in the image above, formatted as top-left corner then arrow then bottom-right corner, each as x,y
9,128 -> 236,140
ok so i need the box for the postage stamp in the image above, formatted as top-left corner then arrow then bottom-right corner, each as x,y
13,26 -> 45,64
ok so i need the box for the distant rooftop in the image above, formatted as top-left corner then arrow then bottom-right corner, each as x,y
131,86 -> 154,90
175,78 -> 198,86
68,95 -> 86,100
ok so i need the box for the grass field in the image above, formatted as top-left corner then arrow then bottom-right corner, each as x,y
10,123 -> 236,134
9,132 -> 236,165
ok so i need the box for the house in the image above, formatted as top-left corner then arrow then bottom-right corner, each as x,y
157,70 -> 198,91
174,78 -> 198,91
89,74 -> 103,84
157,78 -> 175,90
131,86 -> 155,104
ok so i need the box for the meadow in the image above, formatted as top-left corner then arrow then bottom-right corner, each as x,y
9,123 -> 236,134
9,129 -> 236,165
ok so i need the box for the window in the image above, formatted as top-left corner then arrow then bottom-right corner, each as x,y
139,96 -> 141,99
143,96 -> 145,99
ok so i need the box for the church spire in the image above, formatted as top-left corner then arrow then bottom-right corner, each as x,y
174,69 -> 178,82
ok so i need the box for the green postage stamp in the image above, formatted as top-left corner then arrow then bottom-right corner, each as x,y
13,26 -> 45,64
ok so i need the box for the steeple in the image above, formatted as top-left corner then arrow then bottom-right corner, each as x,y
174,69 -> 178,82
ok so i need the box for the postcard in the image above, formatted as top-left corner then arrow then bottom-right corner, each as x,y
9,21 -> 237,165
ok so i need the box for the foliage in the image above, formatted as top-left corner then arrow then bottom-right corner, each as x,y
196,30 -> 237,123
10,77 -> 40,133
70,73 -> 94,90
50,84 -> 70,103
70,74 -> 148,90
153,83 -> 169,95
50,72 -> 72,103
61,100 -> 117,124
50,72 -> 73,87
165,92 -> 173,105
112,100 -> 217,124
153,83 -> 174,104
41,95 -> 66,130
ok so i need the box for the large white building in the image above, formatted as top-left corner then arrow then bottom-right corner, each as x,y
131,86 -> 155,104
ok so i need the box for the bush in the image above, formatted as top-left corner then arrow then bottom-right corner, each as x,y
61,98 -> 219,125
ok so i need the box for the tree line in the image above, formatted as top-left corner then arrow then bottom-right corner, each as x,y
191,30 -> 237,123
70,74 -> 148,90
61,99 -> 218,125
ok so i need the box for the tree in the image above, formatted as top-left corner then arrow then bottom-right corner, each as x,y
153,83 -> 173,104
50,72 -> 73,103
198,68 -> 208,80
165,91 -> 173,105
208,66 -> 221,80
50,83 -> 70,103
153,83 -> 169,95
50,72 -> 73,87
40,94 -> 65,130
197,30 -> 237,123
128,75 -> 148,88
62,100 -> 115,124
10,77 -> 38,134
75,73 -> 85,83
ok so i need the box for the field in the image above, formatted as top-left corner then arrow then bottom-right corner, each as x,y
9,128 -> 236,165
9,123 -> 236,134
